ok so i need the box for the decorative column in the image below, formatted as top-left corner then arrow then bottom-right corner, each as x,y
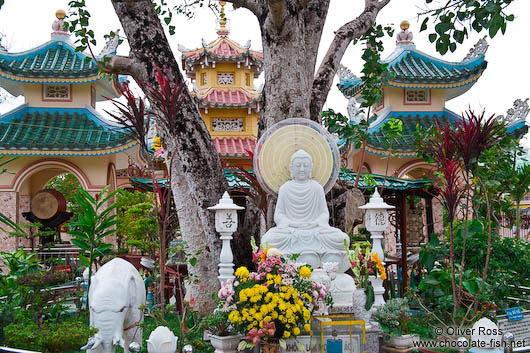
208,192 -> 244,285
359,189 -> 394,308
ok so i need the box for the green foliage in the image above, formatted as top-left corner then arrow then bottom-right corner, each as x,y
4,319 -> 97,353
116,189 -> 159,256
0,249 -> 40,278
415,223 -> 530,325
67,185 -> 117,299
420,0 -> 515,55
372,298 -> 411,336
203,310 -> 236,336
140,311 -> 212,353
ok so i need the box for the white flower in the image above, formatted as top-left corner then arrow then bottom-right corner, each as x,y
267,247 -> 282,257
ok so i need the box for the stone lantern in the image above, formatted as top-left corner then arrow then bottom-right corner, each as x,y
359,189 -> 394,308
208,192 -> 244,285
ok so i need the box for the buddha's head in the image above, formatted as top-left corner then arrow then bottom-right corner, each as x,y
289,149 -> 313,182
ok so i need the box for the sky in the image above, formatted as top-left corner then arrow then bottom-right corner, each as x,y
0,0 -> 529,142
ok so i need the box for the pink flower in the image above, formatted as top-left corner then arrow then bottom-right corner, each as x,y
350,261 -> 357,267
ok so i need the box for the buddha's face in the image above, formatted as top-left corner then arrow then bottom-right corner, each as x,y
290,157 -> 312,182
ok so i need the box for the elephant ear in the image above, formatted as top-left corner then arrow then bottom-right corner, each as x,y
128,275 -> 137,308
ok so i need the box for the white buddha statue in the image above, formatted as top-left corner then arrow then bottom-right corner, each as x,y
261,149 -> 350,272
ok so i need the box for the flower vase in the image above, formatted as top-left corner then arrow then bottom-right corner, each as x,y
352,288 -> 372,326
209,334 -> 244,353
261,340 -> 281,353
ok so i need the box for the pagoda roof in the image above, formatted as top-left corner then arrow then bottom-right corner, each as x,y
181,37 -> 263,65
0,40 -> 102,83
363,109 -> 459,157
353,108 -> 528,157
213,137 -> 256,158
338,44 -> 487,100
192,87 -> 261,108
0,104 -> 136,156
132,169 -> 434,192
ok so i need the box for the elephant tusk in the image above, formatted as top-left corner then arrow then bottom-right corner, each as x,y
113,335 -> 125,348
81,335 -> 102,350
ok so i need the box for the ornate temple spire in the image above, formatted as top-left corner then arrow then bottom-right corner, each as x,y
51,9 -> 70,41
396,20 -> 414,46
216,1 -> 230,37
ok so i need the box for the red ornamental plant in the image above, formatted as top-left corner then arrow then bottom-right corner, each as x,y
105,81 -> 150,154
142,66 -> 187,135
453,110 -> 505,173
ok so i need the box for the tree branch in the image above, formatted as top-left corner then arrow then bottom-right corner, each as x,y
268,0 -> 287,31
104,55 -> 142,77
225,0 -> 263,17
309,0 -> 391,122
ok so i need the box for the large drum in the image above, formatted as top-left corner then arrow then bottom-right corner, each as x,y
30,189 -> 67,221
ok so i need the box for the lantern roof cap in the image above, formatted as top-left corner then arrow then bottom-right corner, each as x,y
359,189 -> 395,210
208,191 -> 245,210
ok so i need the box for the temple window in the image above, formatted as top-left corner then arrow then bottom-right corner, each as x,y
405,88 -> 430,104
43,84 -> 71,101
201,72 -> 207,85
217,72 -> 234,85
212,118 -> 244,131
245,73 -> 251,86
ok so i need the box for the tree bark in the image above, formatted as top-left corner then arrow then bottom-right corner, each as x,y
257,0 -> 331,129
111,0 -> 227,314
310,0 -> 390,122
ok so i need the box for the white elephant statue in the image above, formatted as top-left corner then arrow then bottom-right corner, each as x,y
81,258 -> 146,353
147,326 -> 178,353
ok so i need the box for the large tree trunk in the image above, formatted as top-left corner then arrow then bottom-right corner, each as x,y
110,0 -> 227,314
258,1 -> 331,129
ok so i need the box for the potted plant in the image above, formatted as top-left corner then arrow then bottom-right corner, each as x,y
217,247 -> 333,352
204,310 -> 243,353
372,298 -> 419,348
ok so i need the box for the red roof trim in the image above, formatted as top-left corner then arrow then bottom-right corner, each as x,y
213,137 -> 256,157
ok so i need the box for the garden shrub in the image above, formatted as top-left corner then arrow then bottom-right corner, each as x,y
4,319 -> 96,353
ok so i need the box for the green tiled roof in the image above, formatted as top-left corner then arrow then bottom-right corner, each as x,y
0,41 -> 99,79
367,111 -> 457,152
0,106 -> 134,154
338,46 -> 487,97
386,51 -> 486,84
132,169 -> 433,192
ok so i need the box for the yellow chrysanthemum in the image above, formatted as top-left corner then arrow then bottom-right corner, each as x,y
235,266 -> 250,279
293,327 -> 301,336
283,331 -> 291,338
299,266 -> 312,278
304,323 -> 311,332
228,310 -> 240,323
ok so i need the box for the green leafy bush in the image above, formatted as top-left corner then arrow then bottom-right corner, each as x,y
372,298 -> 411,336
4,319 -> 97,353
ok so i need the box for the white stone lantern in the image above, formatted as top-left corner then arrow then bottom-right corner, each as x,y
208,192 -> 244,285
359,189 -> 394,309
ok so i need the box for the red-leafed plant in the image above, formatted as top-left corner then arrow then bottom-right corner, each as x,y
106,67 -> 186,318
418,109 -> 507,324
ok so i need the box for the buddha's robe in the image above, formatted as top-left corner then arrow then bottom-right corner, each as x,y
261,180 -> 350,272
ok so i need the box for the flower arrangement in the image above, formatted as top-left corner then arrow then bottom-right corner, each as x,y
217,247 -> 332,351
346,246 -> 387,287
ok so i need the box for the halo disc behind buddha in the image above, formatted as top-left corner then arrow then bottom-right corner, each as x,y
254,118 -> 340,195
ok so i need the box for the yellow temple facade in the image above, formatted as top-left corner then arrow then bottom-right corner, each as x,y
179,2 -> 263,168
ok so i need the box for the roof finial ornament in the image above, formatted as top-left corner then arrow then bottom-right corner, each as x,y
216,1 -> 230,37
496,98 -> 530,124
98,29 -> 121,57
463,35 -> 488,61
396,20 -> 414,46
51,9 -> 68,35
